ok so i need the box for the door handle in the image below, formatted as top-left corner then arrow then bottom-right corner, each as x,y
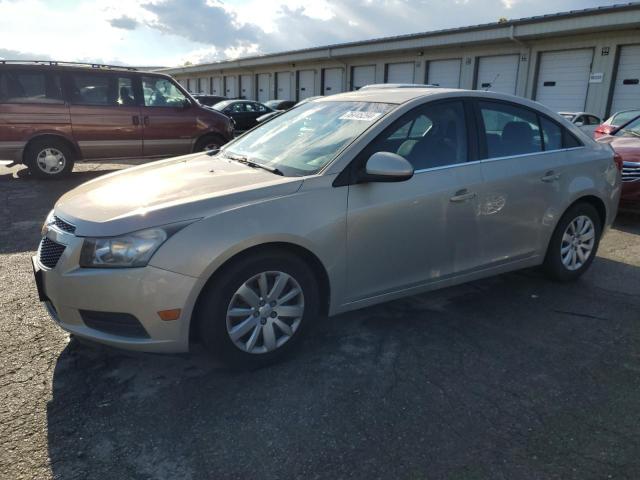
132,115 -> 140,126
541,171 -> 560,183
143,116 -> 149,126
450,189 -> 476,203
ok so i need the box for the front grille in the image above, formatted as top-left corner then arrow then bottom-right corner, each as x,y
622,162 -> 640,183
80,310 -> 149,338
53,215 -> 76,233
38,238 -> 66,268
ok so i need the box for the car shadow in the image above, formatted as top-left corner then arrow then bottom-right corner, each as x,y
0,166 -> 131,255
46,257 -> 640,479
613,211 -> 640,235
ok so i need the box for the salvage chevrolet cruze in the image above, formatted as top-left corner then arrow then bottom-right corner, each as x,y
34,87 -> 621,368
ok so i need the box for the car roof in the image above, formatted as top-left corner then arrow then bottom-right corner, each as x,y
315,87 -> 468,104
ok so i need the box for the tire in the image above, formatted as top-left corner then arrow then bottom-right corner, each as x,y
24,137 -> 75,179
196,250 -> 320,369
543,202 -> 602,282
194,134 -> 226,153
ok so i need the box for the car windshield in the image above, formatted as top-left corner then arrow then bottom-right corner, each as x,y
616,116 -> 640,137
221,101 -> 394,176
611,110 -> 640,125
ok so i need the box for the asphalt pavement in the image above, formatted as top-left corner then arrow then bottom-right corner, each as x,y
1,160 -> 639,480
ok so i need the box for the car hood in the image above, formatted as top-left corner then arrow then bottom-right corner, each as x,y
598,136 -> 640,163
55,153 -> 303,237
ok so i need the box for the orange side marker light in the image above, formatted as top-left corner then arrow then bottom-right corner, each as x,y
158,309 -> 181,321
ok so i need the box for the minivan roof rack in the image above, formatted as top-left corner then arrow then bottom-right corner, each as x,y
0,60 -> 138,71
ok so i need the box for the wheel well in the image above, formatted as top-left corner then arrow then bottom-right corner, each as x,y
189,242 -> 331,343
570,195 -> 607,228
22,134 -> 79,163
193,132 -> 226,152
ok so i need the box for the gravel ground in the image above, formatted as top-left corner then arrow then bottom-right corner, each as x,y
1,160 -> 639,480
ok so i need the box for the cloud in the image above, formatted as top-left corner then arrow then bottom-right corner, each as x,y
141,0 -> 262,49
0,47 -> 51,61
109,15 -> 139,30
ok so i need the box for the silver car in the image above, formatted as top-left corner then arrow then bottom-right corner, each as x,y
34,88 -> 621,368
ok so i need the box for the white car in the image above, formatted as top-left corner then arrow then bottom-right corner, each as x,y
559,112 -> 602,136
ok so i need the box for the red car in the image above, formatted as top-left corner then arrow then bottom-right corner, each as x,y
594,109 -> 640,139
598,115 -> 640,210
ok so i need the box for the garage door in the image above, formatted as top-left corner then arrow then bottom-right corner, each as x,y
352,65 -> 376,90
323,68 -> 343,95
386,62 -> 414,83
276,72 -> 292,100
240,74 -> 253,100
535,49 -> 593,112
211,77 -> 222,96
476,55 -> 519,95
224,75 -> 237,98
427,59 -> 461,88
257,74 -> 270,102
298,70 -> 316,100
610,45 -> 640,114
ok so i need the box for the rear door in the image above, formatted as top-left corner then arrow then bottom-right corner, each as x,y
474,99 -> 579,265
66,71 -> 142,159
346,100 -> 483,301
138,75 -> 196,156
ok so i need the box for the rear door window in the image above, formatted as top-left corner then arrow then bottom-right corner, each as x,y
478,101 -> 542,158
0,70 -> 63,104
68,73 -> 136,106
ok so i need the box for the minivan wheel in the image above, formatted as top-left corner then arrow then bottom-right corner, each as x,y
24,138 -> 75,179
197,251 -> 319,369
194,134 -> 225,153
543,203 -> 602,282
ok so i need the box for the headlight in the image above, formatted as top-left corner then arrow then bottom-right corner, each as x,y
79,222 -> 193,268
41,209 -> 54,236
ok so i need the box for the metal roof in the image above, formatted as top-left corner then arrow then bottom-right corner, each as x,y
159,2 -> 640,74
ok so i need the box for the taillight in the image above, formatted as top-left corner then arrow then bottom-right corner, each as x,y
613,152 -> 623,172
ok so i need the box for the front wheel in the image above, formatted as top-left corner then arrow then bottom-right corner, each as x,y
196,251 -> 320,369
194,134 -> 226,153
543,203 -> 602,282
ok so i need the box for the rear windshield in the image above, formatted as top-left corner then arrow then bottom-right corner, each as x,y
0,70 -> 63,104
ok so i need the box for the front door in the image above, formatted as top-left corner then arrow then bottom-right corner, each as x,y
346,100 -> 483,302
138,76 -> 196,157
66,71 -> 142,159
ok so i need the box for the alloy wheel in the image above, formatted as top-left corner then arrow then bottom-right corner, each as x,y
560,215 -> 595,271
226,271 -> 305,354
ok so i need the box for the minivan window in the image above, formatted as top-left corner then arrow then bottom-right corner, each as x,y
142,76 -> 187,107
69,73 -> 136,106
479,101 -> 542,158
364,101 -> 467,170
0,70 -> 63,104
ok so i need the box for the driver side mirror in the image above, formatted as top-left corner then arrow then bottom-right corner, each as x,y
360,152 -> 414,183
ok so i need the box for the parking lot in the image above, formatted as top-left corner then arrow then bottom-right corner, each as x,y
0,160 -> 639,479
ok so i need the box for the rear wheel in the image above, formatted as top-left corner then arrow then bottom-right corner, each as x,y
543,203 -> 602,282
194,134 -> 225,153
24,138 -> 75,179
196,251 -> 319,369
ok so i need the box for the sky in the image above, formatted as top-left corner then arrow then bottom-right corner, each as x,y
0,0 -> 625,67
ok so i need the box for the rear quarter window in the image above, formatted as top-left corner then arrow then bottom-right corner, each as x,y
0,70 -> 63,104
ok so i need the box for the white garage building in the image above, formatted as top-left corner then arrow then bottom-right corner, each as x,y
160,3 -> 640,118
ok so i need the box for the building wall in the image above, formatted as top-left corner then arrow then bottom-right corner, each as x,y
172,28 -> 640,118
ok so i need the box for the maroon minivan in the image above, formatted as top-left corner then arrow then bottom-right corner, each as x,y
0,61 -> 234,178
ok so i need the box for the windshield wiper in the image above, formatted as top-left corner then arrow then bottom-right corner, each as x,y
224,152 -> 284,176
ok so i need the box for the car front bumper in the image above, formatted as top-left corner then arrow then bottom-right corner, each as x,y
34,233 -> 199,353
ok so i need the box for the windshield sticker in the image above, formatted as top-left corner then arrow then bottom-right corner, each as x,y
339,111 -> 383,121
